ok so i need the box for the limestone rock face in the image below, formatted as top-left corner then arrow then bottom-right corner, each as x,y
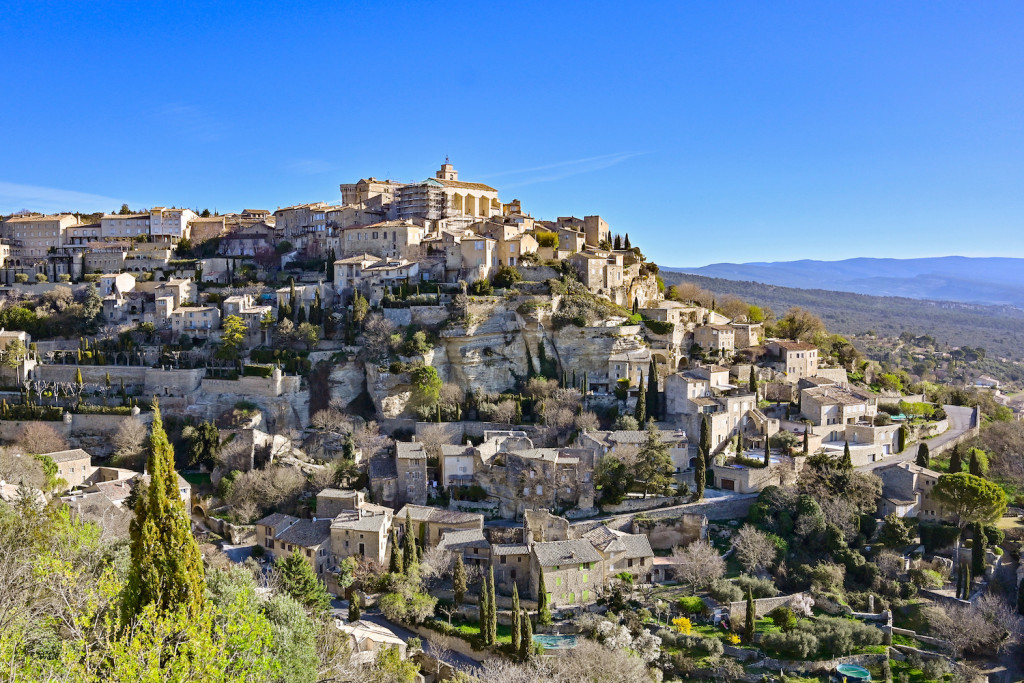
550,324 -> 647,381
439,300 -> 529,395
365,363 -> 413,418
328,361 -> 366,409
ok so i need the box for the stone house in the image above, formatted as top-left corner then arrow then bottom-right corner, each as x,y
440,443 -> 476,488
459,234 -> 497,283
436,528 -> 491,570
581,525 -> 655,584
876,461 -> 946,520
395,504 -> 484,549
608,347 -> 652,388
255,513 -> 333,577
396,441 -> 428,506
693,325 -> 735,354
491,542 -> 532,595
765,340 -> 820,381
530,539 -> 603,609
333,253 -> 382,299
339,220 -> 424,260
43,448 -> 93,489
799,385 -> 877,435
335,619 -> 409,667
169,305 -> 221,339
368,457 -> 398,507
731,323 -> 762,348
578,429 -> 690,474
222,293 -> 272,345
473,445 -> 597,519
329,502 -> 393,566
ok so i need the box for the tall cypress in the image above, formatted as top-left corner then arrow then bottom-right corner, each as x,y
488,565 -> 497,643
511,583 -> 521,651
520,609 -> 533,661
971,523 -> 987,578
955,561 -> 963,599
916,443 -> 930,468
537,568 -> 552,625
453,554 -> 467,606
389,526 -> 403,574
647,359 -> 659,420
696,415 -> 709,500
948,443 -> 963,473
634,371 -> 646,424
122,400 -> 205,626
479,572 -> 491,644
763,436 -> 770,467
969,450 -> 983,477
802,425 -> 809,455
964,563 -> 972,599
402,510 -> 417,571
748,366 -> 758,397
744,589 -> 756,643
897,425 -> 907,454
841,441 -> 853,469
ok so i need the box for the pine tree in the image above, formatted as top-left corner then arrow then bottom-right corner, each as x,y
348,598 -> 361,622
511,583 -> 521,652
453,554 -> 467,606
802,425 -> 809,455
696,415 -> 709,500
744,589 -> 756,643
949,443 -> 963,473
122,401 -> 205,626
972,522 -> 987,578
841,441 -> 853,469
277,553 -> 332,613
647,358 -> 659,420
389,526 -> 403,574
634,371 -> 647,423
969,450 -> 983,477
537,569 -> 552,625
916,443 -> 930,469
748,365 -> 758,397
403,511 -> 417,571
520,609 -> 533,661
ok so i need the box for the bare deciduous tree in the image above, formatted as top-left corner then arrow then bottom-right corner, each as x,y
732,525 -> 777,574
14,422 -> 69,455
111,417 -> 148,469
670,540 -> 725,594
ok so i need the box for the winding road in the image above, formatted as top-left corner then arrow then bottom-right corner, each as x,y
858,404 -> 976,472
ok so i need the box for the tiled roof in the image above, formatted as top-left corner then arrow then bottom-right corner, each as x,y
532,539 -> 602,567
332,509 -> 391,533
369,457 -> 397,479
491,543 -> 531,555
396,441 -> 426,460
396,504 -> 483,526
277,518 -> 331,548
437,528 -> 490,551
434,178 -> 497,192
255,512 -> 298,530
42,448 -> 91,463
773,340 -> 817,351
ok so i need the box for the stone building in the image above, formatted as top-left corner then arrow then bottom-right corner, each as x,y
765,340 -> 820,381
396,441 -> 428,506
693,325 -> 736,354
329,501 -> 393,566
876,461 -> 946,521
530,539 -> 603,609
1,213 -> 78,262
395,505 -> 483,549
255,513 -> 333,576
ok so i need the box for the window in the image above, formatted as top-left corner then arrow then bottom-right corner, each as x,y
500,556 -> 506,564
582,590 -> 590,602
555,577 -> 562,587
582,573 -> 588,583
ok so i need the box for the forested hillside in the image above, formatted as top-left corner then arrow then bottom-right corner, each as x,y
659,272 -> 1024,360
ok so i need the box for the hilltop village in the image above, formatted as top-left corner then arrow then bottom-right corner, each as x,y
0,162 -> 1018,682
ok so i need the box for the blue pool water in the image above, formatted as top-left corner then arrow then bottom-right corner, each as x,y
836,664 -> 871,680
532,634 -> 578,649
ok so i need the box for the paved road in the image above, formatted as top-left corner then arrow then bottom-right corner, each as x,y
858,404 -> 975,472
330,600 -> 482,671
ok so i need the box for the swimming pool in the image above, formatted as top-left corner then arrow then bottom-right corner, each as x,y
532,634 -> 578,650
836,663 -> 871,680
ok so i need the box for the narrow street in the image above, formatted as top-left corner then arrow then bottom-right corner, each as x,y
858,404 -> 976,472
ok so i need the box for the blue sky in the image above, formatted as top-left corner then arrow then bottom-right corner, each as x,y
1,1 -> 1021,266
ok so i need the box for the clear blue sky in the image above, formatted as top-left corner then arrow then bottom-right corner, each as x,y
2,2 -> 1022,266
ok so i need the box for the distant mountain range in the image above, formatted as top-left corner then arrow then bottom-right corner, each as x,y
666,257 -> 1024,309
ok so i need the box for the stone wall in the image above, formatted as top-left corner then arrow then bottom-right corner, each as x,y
630,513 -> 706,550
200,373 -> 300,398
33,364 -> 149,386
726,592 -> 811,621
0,411 -> 153,454
754,653 -> 888,675
144,368 -> 205,396
516,265 -> 561,282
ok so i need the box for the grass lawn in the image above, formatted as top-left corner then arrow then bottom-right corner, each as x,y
444,619 -> 516,645
889,658 -> 954,683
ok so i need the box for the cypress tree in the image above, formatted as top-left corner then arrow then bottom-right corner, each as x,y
972,522 -> 987,578
841,441 -> 853,469
969,450 -> 983,477
613,235 -> 622,250
403,511 -> 417,571
803,425 -> 810,455
511,583 -> 521,652
349,598 -> 361,622
696,415 -> 709,500
744,589 -> 756,643
74,367 -> 83,387
520,609 -> 533,661
763,436 -> 770,467
389,526 -> 403,574
955,560 -> 963,599
647,359 -> 659,420
634,371 -> 647,423
453,554 -> 467,606
897,425 -> 907,454
122,400 -> 205,626
581,374 -> 588,395
949,443 -> 963,473
479,572 -> 491,644
488,565 -> 497,643
537,569 -> 552,625
296,302 -> 307,324
916,443 -> 930,469
748,366 -> 758,397
624,233 -> 631,249
964,563 -> 971,598
572,369 -> 577,388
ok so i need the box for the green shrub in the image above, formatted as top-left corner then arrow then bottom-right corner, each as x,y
708,579 -> 743,603
767,605 -> 797,632
242,364 -> 274,378
735,574 -> 779,598
762,630 -> 818,659
677,596 -> 705,615
919,523 -> 961,553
